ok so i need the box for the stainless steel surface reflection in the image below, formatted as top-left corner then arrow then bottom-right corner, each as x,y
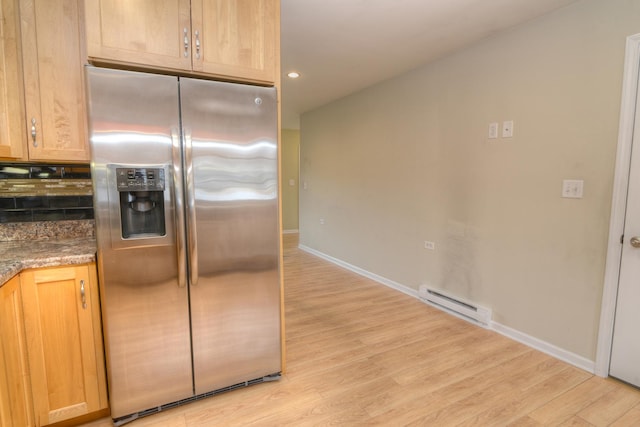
86,67 -> 281,422
181,78 -> 280,393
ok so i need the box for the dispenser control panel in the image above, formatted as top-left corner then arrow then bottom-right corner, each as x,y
116,168 -> 165,192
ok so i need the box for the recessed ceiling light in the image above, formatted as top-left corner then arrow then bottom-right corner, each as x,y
287,72 -> 300,79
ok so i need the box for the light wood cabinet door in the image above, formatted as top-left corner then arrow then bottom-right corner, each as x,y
19,0 -> 89,162
20,264 -> 107,426
0,275 -> 34,427
85,0 -> 193,71
0,0 -> 26,160
191,0 -> 277,83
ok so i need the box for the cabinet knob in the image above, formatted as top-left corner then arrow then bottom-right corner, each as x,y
183,28 -> 189,57
31,118 -> 37,147
80,279 -> 87,309
195,30 -> 201,59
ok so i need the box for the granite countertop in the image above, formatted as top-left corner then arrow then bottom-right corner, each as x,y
0,237 -> 96,286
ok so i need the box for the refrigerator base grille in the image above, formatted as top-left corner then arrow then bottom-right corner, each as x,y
113,373 -> 282,426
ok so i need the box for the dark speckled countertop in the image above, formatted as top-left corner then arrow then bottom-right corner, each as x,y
0,220 -> 96,286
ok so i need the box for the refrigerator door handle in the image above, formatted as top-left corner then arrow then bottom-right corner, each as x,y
172,129 -> 187,288
185,130 -> 199,287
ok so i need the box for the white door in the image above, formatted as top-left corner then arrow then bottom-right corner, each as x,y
610,58 -> 640,387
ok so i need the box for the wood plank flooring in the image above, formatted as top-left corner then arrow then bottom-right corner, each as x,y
81,233 -> 640,426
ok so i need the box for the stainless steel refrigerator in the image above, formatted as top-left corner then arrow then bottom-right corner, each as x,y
86,66 -> 282,425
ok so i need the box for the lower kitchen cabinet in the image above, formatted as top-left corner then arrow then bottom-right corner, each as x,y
0,264 -> 108,427
0,275 -> 34,427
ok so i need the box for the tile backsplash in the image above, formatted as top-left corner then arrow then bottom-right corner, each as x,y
0,164 -> 93,223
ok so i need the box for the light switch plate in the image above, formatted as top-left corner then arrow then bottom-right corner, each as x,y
489,122 -> 498,139
562,179 -> 584,198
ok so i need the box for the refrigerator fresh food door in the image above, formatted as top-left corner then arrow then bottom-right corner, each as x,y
180,77 -> 282,394
86,67 -> 193,418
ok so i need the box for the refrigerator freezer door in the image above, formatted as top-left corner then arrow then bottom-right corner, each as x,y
86,67 -> 193,418
180,78 -> 282,394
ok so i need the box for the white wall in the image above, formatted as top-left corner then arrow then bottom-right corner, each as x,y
299,0 -> 640,360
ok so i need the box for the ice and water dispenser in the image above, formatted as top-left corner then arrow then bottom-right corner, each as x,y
116,167 -> 166,238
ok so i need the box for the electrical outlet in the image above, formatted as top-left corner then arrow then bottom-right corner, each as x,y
320,218 -> 325,225
562,179 -> 584,198
424,241 -> 435,250
502,120 -> 514,138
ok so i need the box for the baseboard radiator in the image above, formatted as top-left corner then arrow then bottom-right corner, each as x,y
418,285 -> 491,327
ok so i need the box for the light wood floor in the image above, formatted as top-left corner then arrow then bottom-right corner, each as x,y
82,233 -> 640,426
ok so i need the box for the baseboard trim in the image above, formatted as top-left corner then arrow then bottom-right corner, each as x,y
283,229 -> 299,234
298,244 -> 418,299
491,322 -> 595,374
298,244 -> 596,374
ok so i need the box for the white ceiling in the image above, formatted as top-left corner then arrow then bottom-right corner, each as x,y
280,0 -> 580,129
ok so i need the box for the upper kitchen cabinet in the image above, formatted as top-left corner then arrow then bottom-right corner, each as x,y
84,0 -> 193,72
84,0 -> 279,84
0,0 -> 26,160
18,0 -> 90,162
191,0 -> 278,83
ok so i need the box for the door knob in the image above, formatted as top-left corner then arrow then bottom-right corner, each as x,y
630,237 -> 640,248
